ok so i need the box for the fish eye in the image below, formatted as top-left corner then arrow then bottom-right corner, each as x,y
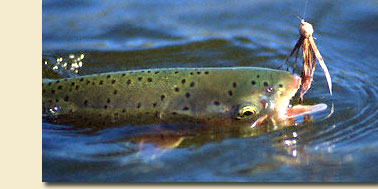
243,110 -> 254,116
235,103 -> 258,120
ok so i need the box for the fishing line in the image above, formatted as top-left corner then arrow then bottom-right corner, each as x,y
302,0 -> 309,19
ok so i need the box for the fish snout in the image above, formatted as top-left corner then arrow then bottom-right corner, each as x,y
290,74 -> 302,91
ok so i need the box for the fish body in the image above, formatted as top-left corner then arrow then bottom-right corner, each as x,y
42,67 -> 314,128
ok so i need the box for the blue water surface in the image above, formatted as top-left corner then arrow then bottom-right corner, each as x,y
42,0 -> 378,182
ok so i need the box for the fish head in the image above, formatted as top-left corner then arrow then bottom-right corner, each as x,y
231,70 -> 327,127
231,71 -> 302,124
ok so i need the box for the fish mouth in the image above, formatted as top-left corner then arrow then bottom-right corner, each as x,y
272,73 -> 327,121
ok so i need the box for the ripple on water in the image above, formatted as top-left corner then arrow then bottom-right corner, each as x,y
43,0 -> 378,182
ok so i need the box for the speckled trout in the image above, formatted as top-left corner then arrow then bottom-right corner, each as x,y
42,67 -> 326,128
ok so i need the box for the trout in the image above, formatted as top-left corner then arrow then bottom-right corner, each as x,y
42,67 -> 326,128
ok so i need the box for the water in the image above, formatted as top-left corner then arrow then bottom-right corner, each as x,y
42,0 -> 378,182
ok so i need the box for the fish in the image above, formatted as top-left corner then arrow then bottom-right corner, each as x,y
42,67 -> 326,128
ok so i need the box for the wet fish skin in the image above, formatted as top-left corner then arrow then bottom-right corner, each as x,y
42,67 -> 298,128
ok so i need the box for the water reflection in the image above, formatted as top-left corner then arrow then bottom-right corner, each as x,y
64,113 -> 351,182
82,114 -> 329,167
42,53 -> 86,79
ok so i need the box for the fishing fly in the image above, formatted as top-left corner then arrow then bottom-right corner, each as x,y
279,19 -> 332,101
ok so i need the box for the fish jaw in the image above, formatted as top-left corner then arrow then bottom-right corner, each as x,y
286,103 -> 327,118
271,74 -> 301,121
271,74 -> 327,122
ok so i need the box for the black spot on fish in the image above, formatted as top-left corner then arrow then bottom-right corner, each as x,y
127,79 -> 131,85
251,81 -> 256,85
104,105 -> 108,109
48,82 -> 52,86
64,79 -> 68,82
175,71 -> 179,74
175,87 -> 179,92
155,71 -> 160,74
161,95 -> 165,101
233,82 -> 237,88
138,77 -> 142,81
75,85 -> 80,90
214,101 -> 220,106
147,70 -> 151,73
228,90 -> 233,96
197,71 -> 201,75
51,89 -> 55,94
147,78 -> 152,82
190,72 -> 194,75
107,98 -> 111,103
172,112 -> 177,115
80,78 -> 84,82
107,75 -> 111,79
263,82 -> 269,87
84,100 -> 88,107
181,79 -> 186,84
56,80 -> 60,84
137,102 -> 141,108
122,73 -> 126,77
55,99 -> 59,102
205,71 -> 209,75
122,108 -> 126,113
141,71 -> 145,73
279,84 -> 283,88
113,90 -> 117,95
183,107 -> 189,111
64,95 -> 69,102
112,79 -> 116,84
99,80 -> 103,85
190,82 -> 195,87
71,82 -> 75,86
257,75 -> 260,78
86,80 -> 90,85
185,93 -> 190,98
153,103 -> 157,107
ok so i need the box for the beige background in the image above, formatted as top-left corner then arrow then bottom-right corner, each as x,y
0,0 -> 376,188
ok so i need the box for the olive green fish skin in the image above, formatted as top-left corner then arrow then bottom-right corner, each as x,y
42,67 -> 297,128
